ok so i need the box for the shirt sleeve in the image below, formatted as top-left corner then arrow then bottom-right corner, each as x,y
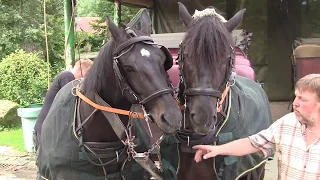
248,120 -> 279,158
59,74 -> 75,88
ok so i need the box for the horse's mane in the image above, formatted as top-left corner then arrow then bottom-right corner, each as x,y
183,14 -> 234,69
82,40 -> 115,96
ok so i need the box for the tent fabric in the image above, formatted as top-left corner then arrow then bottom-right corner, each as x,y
109,0 -> 320,101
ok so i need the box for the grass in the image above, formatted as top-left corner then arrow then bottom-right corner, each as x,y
0,127 -> 25,152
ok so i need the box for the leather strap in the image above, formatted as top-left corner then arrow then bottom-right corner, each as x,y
217,84 -> 230,112
114,36 -> 154,55
94,93 -> 129,141
139,88 -> 173,104
184,88 -> 222,97
76,88 -> 144,119
176,130 -> 218,147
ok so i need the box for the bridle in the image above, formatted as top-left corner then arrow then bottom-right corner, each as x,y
113,27 -> 174,106
175,42 -> 235,150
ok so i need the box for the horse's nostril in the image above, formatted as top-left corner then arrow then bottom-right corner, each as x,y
160,114 -> 168,124
190,112 -> 200,125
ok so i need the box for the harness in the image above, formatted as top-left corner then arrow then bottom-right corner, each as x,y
71,27 -> 175,180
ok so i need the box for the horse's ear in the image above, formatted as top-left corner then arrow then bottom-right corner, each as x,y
224,9 -> 246,32
107,15 -> 126,43
139,9 -> 151,35
178,2 -> 193,26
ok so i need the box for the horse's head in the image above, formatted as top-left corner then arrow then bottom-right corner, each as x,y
106,10 -> 182,134
178,2 -> 246,134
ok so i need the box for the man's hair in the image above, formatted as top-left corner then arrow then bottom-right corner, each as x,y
74,58 -> 93,69
295,74 -> 320,101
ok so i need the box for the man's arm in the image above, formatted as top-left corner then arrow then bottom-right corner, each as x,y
193,138 -> 260,162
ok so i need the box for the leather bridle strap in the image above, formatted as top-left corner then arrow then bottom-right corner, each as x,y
178,85 -> 230,112
114,36 -> 154,55
184,88 -> 222,97
139,88 -> 173,104
217,84 -> 230,112
76,88 -> 144,119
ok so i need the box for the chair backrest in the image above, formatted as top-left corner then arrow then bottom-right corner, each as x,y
293,44 -> 320,82
293,44 -> 320,59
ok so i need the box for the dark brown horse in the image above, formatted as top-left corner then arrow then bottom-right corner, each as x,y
175,2 -> 272,180
38,10 -> 182,180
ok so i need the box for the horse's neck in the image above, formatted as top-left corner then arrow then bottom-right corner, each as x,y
79,78 -> 132,142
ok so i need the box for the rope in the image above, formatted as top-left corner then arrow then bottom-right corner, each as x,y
43,0 -> 50,89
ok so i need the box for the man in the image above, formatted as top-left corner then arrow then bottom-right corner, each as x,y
193,74 -> 320,179
33,58 -> 92,179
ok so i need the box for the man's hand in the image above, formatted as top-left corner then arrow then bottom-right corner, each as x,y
193,138 -> 262,163
193,145 -> 219,163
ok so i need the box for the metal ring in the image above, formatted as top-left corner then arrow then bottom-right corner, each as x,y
71,87 -> 77,96
187,136 -> 190,147
116,151 -> 119,162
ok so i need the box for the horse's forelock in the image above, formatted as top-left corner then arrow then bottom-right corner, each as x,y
183,15 -> 233,70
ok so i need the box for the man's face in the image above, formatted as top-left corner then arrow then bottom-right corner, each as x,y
293,88 -> 320,126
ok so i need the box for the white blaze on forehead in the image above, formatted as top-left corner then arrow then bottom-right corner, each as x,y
140,48 -> 150,57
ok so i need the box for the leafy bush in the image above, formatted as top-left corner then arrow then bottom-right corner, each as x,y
0,50 -> 48,106
50,60 -> 66,82
75,31 -> 105,53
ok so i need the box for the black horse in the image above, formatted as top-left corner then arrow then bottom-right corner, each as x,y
174,2 -> 273,180
38,9 -> 182,180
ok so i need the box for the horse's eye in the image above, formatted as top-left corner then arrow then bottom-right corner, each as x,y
123,65 -> 134,72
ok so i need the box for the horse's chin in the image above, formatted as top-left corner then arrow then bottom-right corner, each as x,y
192,126 -> 211,135
157,122 -> 180,135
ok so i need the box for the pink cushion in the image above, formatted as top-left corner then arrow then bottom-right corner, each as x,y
166,48 -> 257,87
234,50 -> 256,81
167,65 -> 180,88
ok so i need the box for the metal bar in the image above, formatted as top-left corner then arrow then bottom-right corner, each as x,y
64,0 -> 75,68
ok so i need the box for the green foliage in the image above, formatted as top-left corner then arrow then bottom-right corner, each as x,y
0,127 -> 25,152
50,60 -> 66,82
75,31 -> 105,53
76,0 -> 140,52
77,0 -> 139,23
0,0 -> 65,64
0,50 -> 48,106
